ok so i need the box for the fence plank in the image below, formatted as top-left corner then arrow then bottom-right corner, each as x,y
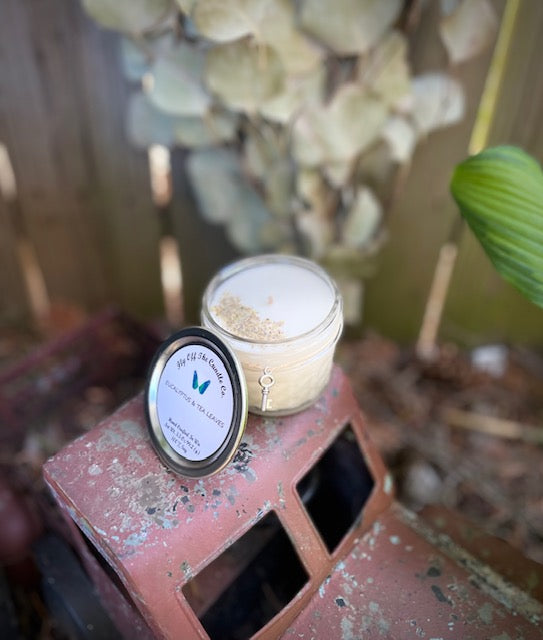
364,1 -> 503,343
169,150 -> 239,325
444,0 -> 543,345
73,1 -> 164,319
0,198 -> 30,324
0,0 -> 163,322
0,0 -> 109,310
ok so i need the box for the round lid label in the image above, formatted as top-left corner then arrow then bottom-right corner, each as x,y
145,327 -> 247,477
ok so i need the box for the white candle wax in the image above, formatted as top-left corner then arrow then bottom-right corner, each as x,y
209,261 -> 335,341
202,255 -> 343,414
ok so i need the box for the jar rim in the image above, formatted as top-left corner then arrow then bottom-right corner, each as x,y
201,254 -> 343,346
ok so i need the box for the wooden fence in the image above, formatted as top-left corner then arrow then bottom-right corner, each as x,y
1,0 -> 543,346
0,0 -> 163,325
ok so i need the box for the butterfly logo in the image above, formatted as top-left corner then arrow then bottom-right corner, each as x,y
193,370 -> 211,395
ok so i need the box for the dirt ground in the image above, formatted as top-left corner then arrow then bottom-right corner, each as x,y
338,334 -> 543,565
1,319 -> 542,636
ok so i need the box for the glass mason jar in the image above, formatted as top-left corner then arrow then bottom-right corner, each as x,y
201,254 -> 343,415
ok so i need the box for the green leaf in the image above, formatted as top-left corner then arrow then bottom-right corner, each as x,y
299,0 -> 402,56
205,38 -> 284,112
451,145 -> 543,307
82,0 -> 170,34
148,42 -> 211,116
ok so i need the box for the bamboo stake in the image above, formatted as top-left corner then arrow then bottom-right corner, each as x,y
415,0 -> 520,360
416,242 -> 458,360
442,406 -> 543,445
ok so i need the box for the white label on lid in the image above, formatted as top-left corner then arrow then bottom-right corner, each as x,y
155,344 -> 235,461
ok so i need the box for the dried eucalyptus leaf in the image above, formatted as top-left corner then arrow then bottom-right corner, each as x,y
257,0 -> 322,74
451,145 -> 543,308
381,115 -> 416,163
206,39 -> 284,112
244,133 -> 273,180
187,149 -> 241,223
259,65 -> 324,123
296,208 -> 335,258
226,202 -> 274,253
357,31 -> 411,107
192,0 -> 265,42
440,0 -> 498,64
244,131 -> 293,217
411,73 -> 465,136
82,0 -> 170,34
263,25 -> 321,76
356,141 -> 395,193
175,0 -> 196,14
323,161 -> 355,188
341,186 -> 382,248
293,84 -> 388,166
120,38 -> 150,82
187,149 -> 273,254
148,42 -> 211,116
127,93 -> 177,148
128,92 -> 239,149
243,123 -> 288,180
323,244 -> 380,278
439,0 -> 460,15
258,219 -> 294,251
299,0 -> 402,56
296,168 -> 328,210
264,160 -> 293,217
173,111 -> 239,147
335,277 -> 364,325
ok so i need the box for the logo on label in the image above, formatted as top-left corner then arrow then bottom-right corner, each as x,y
193,370 -> 211,395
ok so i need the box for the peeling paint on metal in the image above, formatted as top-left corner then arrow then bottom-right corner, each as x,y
340,615 -> 354,640
431,584 -> 451,605
278,481 -> 286,509
180,561 -> 192,580
397,504 -> 543,627
319,575 -> 331,598
88,464 -> 102,475
478,601 -> 494,625
125,530 -> 148,547
128,450 -> 144,465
